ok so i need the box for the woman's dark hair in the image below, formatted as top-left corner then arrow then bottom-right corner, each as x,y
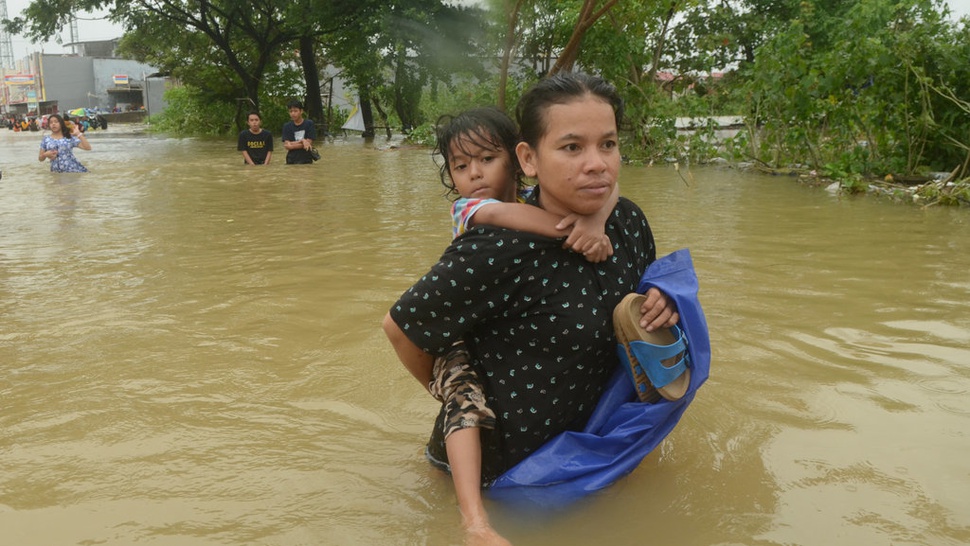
434,106 -> 521,197
516,72 -> 624,148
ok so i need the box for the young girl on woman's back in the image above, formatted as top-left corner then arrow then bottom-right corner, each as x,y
436,106 -> 615,257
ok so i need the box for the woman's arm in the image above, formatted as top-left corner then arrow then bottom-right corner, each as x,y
38,139 -> 55,161
382,312 -> 435,390
74,128 -> 92,151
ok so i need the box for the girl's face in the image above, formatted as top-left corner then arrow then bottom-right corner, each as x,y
448,135 -> 517,202
49,117 -> 62,133
516,94 -> 620,217
247,114 -> 262,132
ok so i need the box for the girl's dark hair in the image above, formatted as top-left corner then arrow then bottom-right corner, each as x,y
48,114 -> 65,134
434,107 -> 521,196
516,72 -> 624,148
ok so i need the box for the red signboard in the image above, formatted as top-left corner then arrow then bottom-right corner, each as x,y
4,74 -> 36,85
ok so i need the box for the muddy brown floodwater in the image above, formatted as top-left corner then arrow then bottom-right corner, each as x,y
2,126 -> 969,545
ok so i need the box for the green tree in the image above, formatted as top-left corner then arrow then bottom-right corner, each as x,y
735,0 -> 969,182
669,0 -> 799,73
327,0 -> 485,137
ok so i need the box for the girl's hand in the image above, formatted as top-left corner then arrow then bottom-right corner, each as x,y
580,235 -> 613,263
46,149 -> 58,159
71,126 -> 82,137
558,213 -> 614,262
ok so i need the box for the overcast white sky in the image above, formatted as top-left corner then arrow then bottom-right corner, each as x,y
4,0 -> 970,56
5,0 -> 122,55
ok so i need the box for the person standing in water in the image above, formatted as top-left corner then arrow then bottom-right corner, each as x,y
384,73 -> 678,544
281,100 -> 317,165
422,106 -> 617,546
38,114 -> 91,173
238,111 -> 274,165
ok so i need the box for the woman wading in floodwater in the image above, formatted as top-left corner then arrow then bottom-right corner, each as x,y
39,114 -> 91,173
383,72 -> 679,545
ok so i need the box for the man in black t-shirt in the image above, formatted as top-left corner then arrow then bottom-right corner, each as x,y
281,100 -> 317,165
237,111 -> 274,165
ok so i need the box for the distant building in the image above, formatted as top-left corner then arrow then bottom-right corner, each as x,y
0,39 -> 170,118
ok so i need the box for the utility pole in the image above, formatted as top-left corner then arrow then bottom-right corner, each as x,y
68,15 -> 79,54
0,0 -> 15,68
0,0 -> 15,113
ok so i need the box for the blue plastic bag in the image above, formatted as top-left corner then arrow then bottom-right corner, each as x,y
488,248 -> 711,504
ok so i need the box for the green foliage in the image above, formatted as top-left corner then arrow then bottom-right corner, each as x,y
12,0 -> 970,210
327,0 -> 486,133
150,85 -> 236,136
405,122 -> 438,147
144,83 -> 298,138
916,179 -> 970,206
403,74 -> 528,146
730,0 -> 967,182
424,74 -> 524,119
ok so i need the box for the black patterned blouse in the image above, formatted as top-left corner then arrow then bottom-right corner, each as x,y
390,193 -> 656,477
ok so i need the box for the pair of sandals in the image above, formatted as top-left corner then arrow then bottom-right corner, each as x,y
613,293 -> 691,403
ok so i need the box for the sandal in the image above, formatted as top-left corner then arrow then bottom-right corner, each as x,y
613,293 -> 691,402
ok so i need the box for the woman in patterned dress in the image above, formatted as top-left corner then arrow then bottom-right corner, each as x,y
383,72 -> 679,545
38,114 -> 91,173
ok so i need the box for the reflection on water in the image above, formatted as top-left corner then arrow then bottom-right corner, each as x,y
2,127 -> 969,545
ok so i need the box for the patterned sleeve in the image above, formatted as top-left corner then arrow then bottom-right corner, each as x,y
450,197 -> 501,238
389,229 -> 546,356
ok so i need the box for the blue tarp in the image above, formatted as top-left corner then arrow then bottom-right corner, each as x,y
488,248 -> 711,504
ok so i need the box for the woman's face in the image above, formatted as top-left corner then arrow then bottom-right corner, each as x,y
49,117 -> 62,132
516,94 -> 620,217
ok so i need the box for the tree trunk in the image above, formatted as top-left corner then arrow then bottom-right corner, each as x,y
359,88 -> 376,139
392,46 -> 418,132
299,35 -> 328,135
646,4 -> 676,82
372,98 -> 392,139
498,0 -> 525,111
243,76 -> 261,112
547,0 -> 618,76
608,10 -> 642,88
